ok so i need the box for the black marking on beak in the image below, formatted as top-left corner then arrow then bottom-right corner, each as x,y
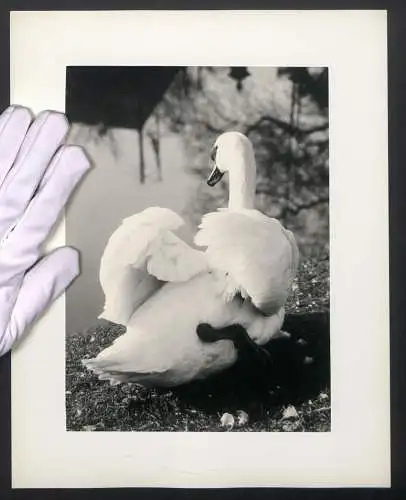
207,166 -> 224,187
207,145 -> 223,186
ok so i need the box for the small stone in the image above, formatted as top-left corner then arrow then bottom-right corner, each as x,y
236,410 -> 249,427
220,413 -> 235,430
304,356 -> 314,365
82,425 -> 97,431
319,392 -> 328,401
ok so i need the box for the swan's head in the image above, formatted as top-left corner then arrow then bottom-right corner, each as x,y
207,131 -> 255,187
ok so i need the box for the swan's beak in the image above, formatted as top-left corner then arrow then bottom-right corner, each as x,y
207,165 -> 224,187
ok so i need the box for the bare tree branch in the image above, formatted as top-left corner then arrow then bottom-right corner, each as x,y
255,190 -> 329,218
245,116 -> 328,137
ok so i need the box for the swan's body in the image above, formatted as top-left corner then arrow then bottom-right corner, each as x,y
83,132 -> 299,387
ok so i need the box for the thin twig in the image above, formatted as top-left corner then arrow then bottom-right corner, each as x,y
245,115 -> 329,137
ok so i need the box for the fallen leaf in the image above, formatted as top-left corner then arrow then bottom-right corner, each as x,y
282,405 -> 299,420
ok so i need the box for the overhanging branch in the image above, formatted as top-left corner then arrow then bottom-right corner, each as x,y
245,116 -> 329,137
256,191 -> 329,217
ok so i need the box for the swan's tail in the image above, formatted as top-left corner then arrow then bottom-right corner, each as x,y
82,356 -> 170,387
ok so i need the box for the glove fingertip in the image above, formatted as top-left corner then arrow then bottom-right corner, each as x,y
45,246 -> 81,284
58,246 -> 81,279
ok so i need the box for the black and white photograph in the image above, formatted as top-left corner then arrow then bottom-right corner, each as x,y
8,9 -> 390,488
64,65 -> 330,433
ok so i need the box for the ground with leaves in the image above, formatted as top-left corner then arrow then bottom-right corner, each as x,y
66,252 -> 330,432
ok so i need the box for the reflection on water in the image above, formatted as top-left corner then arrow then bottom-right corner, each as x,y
66,125 -> 198,335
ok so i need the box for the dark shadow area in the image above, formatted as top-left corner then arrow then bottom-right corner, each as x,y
162,312 -> 330,417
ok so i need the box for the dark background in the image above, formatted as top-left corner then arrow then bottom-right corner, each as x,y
0,1 -> 405,499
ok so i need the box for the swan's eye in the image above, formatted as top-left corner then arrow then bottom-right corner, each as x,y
210,146 -> 218,163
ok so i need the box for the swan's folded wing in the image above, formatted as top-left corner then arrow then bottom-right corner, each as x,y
99,207 -> 208,325
147,231 -> 208,282
195,210 -> 299,315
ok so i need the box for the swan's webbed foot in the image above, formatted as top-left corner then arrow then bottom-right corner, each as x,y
196,323 -> 272,369
196,323 -> 245,343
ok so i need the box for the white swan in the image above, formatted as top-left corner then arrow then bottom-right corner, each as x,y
83,131 -> 299,387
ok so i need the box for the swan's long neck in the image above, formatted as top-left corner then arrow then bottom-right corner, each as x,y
227,154 -> 257,211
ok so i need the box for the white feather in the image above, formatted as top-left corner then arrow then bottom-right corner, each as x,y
195,209 -> 299,314
98,206 -> 207,325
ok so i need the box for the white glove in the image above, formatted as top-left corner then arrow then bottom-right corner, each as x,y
0,106 -> 90,356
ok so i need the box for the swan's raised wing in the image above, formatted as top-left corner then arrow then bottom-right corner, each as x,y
195,210 -> 299,315
99,207 -> 208,326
